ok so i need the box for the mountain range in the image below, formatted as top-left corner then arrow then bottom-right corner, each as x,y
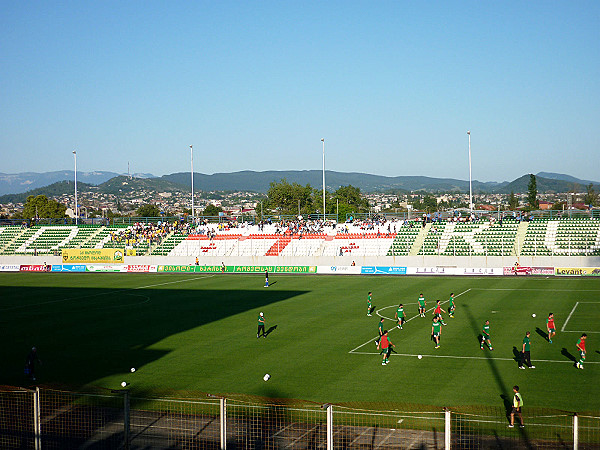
0,170 -> 598,202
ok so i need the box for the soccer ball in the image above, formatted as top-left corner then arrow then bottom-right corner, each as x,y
130,368 -> 136,373
418,355 -> 423,360
263,373 -> 271,381
532,314 -> 536,318
121,381 -> 127,387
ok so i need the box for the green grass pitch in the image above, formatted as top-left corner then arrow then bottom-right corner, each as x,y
1,273 -> 598,412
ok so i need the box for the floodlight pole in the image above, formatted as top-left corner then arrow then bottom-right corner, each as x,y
321,138 -> 325,220
190,145 -> 195,220
73,150 -> 78,225
467,131 -> 473,213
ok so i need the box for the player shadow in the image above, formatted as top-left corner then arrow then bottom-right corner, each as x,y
264,325 -> 278,337
369,305 -> 377,315
535,327 -> 548,342
268,281 -> 277,287
512,347 -> 523,367
561,348 -> 577,364
463,305 -> 533,447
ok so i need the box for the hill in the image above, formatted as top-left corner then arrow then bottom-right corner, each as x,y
162,170 -> 508,194
96,175 -> 186,195
0,171 -> 122,196
496,174 -> 600,194
0,180 -> 94,203
536,172 -> 599,186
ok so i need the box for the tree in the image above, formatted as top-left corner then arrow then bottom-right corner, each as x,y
136,203 -> 161,217
527,174 -> 539,210
23,195 -> 67,219
203,204 -> 223,216
266,179 -> 314,215
584,183 -> 597,207
508,191 -> 519,210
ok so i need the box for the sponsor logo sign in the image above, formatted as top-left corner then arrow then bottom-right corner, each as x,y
62,248 -> 124,264
503,266 -> 533,276
531,267 -> 554,276
361,266 -> 407,275
555,267 -> 600,276
461,268 -> 500,276
127,265 -> 153,273
317,266 -> 362,275
157,265 -> 197,273
408,267 -> 448,275
86,265 -> 128,272
157,265 -> 317,274
52,264 -> 86,272
20,265 -> 49,272
0,264 -> 21,272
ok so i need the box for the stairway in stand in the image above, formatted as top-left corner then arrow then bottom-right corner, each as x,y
265,236 -> 292,256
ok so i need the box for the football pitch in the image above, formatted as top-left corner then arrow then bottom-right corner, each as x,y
1,273 -> 598,413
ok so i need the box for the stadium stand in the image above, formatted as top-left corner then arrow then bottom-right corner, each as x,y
1,217 -> 599,257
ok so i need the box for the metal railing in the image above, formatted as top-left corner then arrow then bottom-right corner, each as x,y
1,386 -> 598,449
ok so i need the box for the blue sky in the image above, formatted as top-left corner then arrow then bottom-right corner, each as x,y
1,1 -> 599,182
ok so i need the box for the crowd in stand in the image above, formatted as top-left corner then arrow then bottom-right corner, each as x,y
110,221 -> 190,248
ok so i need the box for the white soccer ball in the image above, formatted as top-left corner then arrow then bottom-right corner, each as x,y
263,373 -> 271,381
121,381 -> 127,387
532,313 -> 536,318
130,368 -> 136,373
418,355 -> 423,360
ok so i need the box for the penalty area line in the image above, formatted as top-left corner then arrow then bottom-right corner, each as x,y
561,301 -> 579,332
350,351 -> 600,365
348,288 -> 471,354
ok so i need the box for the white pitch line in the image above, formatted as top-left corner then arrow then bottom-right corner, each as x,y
349,288 -> 471,353
472,288 -> 600,292
0,275 -> 215,312
351,351 -> 600,365
561,301 -> 579,332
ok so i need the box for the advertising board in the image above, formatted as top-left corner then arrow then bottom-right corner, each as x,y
361,266 -> 407,275
86,265 -> 128,272
62,248 -> 124,264
51,265 -> 86,272
0,264 -> 21,272
460,268 -> 501,276
126,265 -> 157,273
317,266 -> 362,275
20,265 -> 50,272
555,267 -> 600,276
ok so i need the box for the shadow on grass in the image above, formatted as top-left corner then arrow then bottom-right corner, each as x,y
535,327 -> 548,342
561,348 -> 577,364
264,325 -> 277,337
463,305 -> 533,449
1,278 -> 309,390
512,346 -> 522,367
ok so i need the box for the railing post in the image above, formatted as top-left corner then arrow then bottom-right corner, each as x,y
220,397 -> 227,450
573,413 -> 578,450
33,387 -> 41,450
123,390 -> 130,450
326,404 -> 333,450
445,408 -> 451,450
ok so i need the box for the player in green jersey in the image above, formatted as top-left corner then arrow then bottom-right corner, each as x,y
257,312 -> 266,338
375,318 -> 385,349
448,293 -> 455,318
367,292 -> 373,316
395,304 -> 406,329
418,293 -> 426,317
520,331 -> 535,369
481,320 -> 493,350
431,316 -> 442,349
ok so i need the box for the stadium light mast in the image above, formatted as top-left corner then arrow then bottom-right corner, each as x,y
72,150 -> 78,225
190,145 -> 194,220
467,131 -> 473,213
321,138 -> 325,219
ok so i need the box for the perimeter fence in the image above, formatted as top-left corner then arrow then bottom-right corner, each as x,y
1,386 -> 599,449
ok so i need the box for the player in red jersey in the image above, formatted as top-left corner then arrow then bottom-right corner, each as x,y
379,330 -> 395,365
576,333 -> 587,369
546,313 -> 556,343
433,300 -> 447,325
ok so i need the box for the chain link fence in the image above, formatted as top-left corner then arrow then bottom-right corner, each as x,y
1,386 -> 599,449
